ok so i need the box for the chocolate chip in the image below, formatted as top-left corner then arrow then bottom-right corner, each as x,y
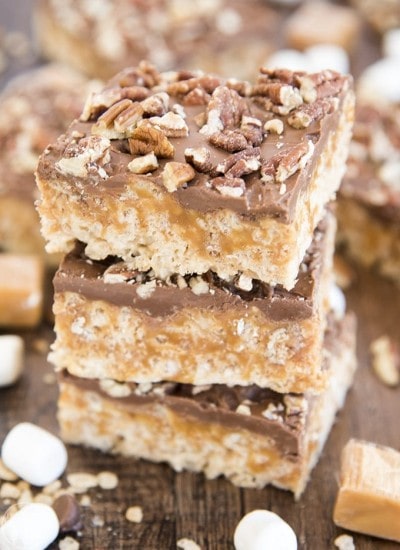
53,494 -> 82,533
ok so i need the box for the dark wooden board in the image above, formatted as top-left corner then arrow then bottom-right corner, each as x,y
1,2 -> 399,548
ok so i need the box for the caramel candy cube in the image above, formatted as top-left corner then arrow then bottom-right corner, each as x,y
334,439 -> 400,542
0,254 -> 44,327
285,2 -> 360,53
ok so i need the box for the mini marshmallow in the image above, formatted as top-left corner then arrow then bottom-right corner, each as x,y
0,335 -> 24,387
382,28 -> 400,58
0,503 -> 59,550
329,284 -> 347,319
306,44 -> 350,74
1,422 -> 68,486
234,509 -> 297,550
264,49 -> 312,72
357,58 -> 400,103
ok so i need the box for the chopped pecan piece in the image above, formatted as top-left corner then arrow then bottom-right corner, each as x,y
184,147 -> 213,173
127,152 -> 159,174
210,176 -> 246,197
264,118 -> 284,134
261,140 -> 314,183
201,86 -> 248,135
209,129 -> 248,152
295,70 -> 347,101
141,92 -> 169,116
287,98 -> 336,129
55,135 -> 111,179
183,88 -> 211,106
128,122 -> 174,158
162,161 -> 195,192
149,112 -> 189,137
240,115 -> 263,146
252,82 -> 303,115
81,87 -> 148,122
92,99 -> 143,139
217,147 -> 261,177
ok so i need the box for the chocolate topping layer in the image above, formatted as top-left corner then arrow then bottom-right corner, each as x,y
38,63 -> 351,223
54,212 -> 332,321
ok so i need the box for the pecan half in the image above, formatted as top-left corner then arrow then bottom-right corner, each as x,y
128,122 -> 174,158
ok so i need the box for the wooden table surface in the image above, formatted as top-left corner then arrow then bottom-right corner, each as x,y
1,2 -> 399,549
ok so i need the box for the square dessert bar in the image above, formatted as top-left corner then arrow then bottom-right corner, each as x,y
337,101 -> 400,284
51,211 -> 335,394
57,313 -> 357,498
37,62 -> 354,289
0,64 -> 90,260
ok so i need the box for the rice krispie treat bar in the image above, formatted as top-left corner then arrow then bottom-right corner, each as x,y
337,101 -> 400,283
50,211 -> 335,393
34,0 -> 278,81
57,312 -> 357,498
0,64 -> 92,260
37,63 -> 354,289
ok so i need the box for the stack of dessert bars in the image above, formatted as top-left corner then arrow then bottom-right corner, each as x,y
36,62 -> 357,498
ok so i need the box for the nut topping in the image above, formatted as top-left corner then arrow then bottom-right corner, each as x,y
184,147 -> 213,173
55,135 -> 111,178
217,147 -> 261,177
149,111 -> 189,137
261,140 -> 314,183
128,122 -> 174,158
162,162 -> 195,192
127,152 -> 159,174
210,176 -> 246,197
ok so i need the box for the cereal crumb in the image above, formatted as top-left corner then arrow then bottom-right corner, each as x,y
125,506 -> 143,523
334,534 -> 355,550
97,471 -> 118,490
177,538 -> 201,550
59,535 -> 80,550
92,514 -> 104,527
67,472 -> 98,493
80,495 -> 91,507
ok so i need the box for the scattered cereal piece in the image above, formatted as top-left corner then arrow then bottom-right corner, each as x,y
59,536 -> 80,550
67,472 -> 98,492
97,471 -> 119,490
1,423 -> 68,487
177,538 -> 201,550
334,533 -> 355,550
234,510 -> 297,550
0,458 -> 18,481
0,502 -> 60,550
125,506 -> 143,524
0,482 -> 21,500
370,335 -> 400,387
92,514 -> 104,527
0,335 -> 24,387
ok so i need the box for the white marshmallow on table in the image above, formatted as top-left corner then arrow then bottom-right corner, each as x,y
306,44 -> 350,74
357,58 -> 400,104
0,503 -> 59,550
1,422 -> 68,486
234,509 -> 297,550
0,335 -> 24,387
264,48 -> 312,72
383,28 -> 400,58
